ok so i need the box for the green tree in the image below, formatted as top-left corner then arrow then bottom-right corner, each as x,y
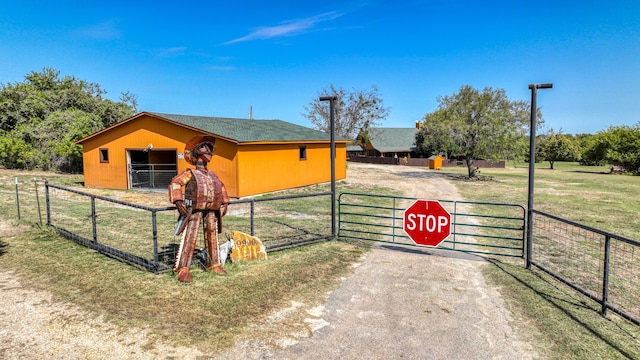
303,84 -> 390,139
417,85 -> 535,177
0,67 -> 137,171
580,133 -> 608,166
610,124 -> 640,172
537,130 -> 581,169
580,125 -> 640,172
415,113 -> 456,158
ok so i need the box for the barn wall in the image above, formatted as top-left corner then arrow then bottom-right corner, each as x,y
80,116 -> 239,196
79,114 -> 346,198
236,142 -> 346,197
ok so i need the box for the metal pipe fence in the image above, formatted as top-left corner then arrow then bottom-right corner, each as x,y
338,192 -> 526,258
7,178 -> 640,326
129,163 -> 177,189
530,209 -> 640,325
42,181 -> 333,273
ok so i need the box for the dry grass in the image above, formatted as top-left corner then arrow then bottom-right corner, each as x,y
1,224 -> 370,354
3,163 -> 640,358
437,161 -> 640,359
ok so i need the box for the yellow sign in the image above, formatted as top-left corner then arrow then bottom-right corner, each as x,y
230,231 -> 267,262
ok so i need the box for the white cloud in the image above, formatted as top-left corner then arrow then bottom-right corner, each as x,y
223,11 -> 343,45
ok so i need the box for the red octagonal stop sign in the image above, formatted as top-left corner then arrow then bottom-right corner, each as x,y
403,199 -> 451,247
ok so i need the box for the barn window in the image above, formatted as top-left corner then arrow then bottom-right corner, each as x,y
100,148 -> 109,163
299,146 -> 307,160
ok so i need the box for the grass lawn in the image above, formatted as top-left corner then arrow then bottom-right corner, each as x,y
434,161 -> 640,359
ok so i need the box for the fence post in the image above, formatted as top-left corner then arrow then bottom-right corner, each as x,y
601,235 -> 612,315
91,195 -> 98,242
152,210 -> 159,268
250,199 -> 255,236
34,177 -> 43,227
45,180 -> 51,226
15,177 -> 20,220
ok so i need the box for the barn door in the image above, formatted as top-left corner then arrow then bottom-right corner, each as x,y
127,149 -> 177,189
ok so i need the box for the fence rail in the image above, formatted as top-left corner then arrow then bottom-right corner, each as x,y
129,163 -> 177,189
338,192 -> 526,258
43,181 -> 333,273
7,177 -> 640,327
531,209 -> 640,325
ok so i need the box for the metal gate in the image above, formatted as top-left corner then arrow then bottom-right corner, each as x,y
129,163 -> 177,189
338,192 -> 525,257
127,149 -> 177,189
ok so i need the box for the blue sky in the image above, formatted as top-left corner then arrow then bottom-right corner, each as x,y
1,1 -> 638,135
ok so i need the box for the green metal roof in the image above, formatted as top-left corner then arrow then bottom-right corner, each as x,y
151,112 -> 345,143
367,127 -> 418,153
347,144 -> 365,152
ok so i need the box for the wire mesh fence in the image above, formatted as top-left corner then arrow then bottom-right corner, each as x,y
40,182 -> 334,273
3,176 -> 47,227
6,175 -> 640,326
531,209 -> 640,325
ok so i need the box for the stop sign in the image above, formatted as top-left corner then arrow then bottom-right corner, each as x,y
403,199 -> 452,247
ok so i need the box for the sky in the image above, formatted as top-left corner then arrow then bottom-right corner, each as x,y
1,0 -> 639,135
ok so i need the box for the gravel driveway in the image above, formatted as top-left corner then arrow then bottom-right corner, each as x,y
0,163 -> 539,359
220,163 -> 539,359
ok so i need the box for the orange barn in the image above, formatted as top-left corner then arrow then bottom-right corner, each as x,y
75,112 -> 348,198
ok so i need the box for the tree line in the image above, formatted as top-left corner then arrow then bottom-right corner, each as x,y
305,84 -> 639,176
411,85 -> 639,175
1,69 -> 637,175
0,68 -> 136,172
537,126 -> 640,172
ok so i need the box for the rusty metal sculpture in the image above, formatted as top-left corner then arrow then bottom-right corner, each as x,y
169,135 -> 230,282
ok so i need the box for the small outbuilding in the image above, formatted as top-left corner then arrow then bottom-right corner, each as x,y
428,154 -> 443,170
75,112 -> 348,198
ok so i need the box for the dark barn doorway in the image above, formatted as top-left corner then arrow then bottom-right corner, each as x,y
127,149 -> 177,189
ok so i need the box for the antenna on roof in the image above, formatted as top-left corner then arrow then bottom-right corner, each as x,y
248,105 -> 253,120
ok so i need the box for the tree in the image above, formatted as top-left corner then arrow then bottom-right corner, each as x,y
0,67 -> 136,171
417,85 -> 535,177
537,130 -> 581,169
582,124 -> 640,172
606,124 -> 640,172
580,133 -> 608,166
303,84 -> 390,139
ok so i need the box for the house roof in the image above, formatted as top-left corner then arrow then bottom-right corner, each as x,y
77,112 -> 349,144
367,127 -> 418,153
347,144 -> 365,152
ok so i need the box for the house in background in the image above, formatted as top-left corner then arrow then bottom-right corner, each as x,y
348,127 -> 418,164
75,112 -> 348,198
364,127 -> 418,158
349,126 -> 505,168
